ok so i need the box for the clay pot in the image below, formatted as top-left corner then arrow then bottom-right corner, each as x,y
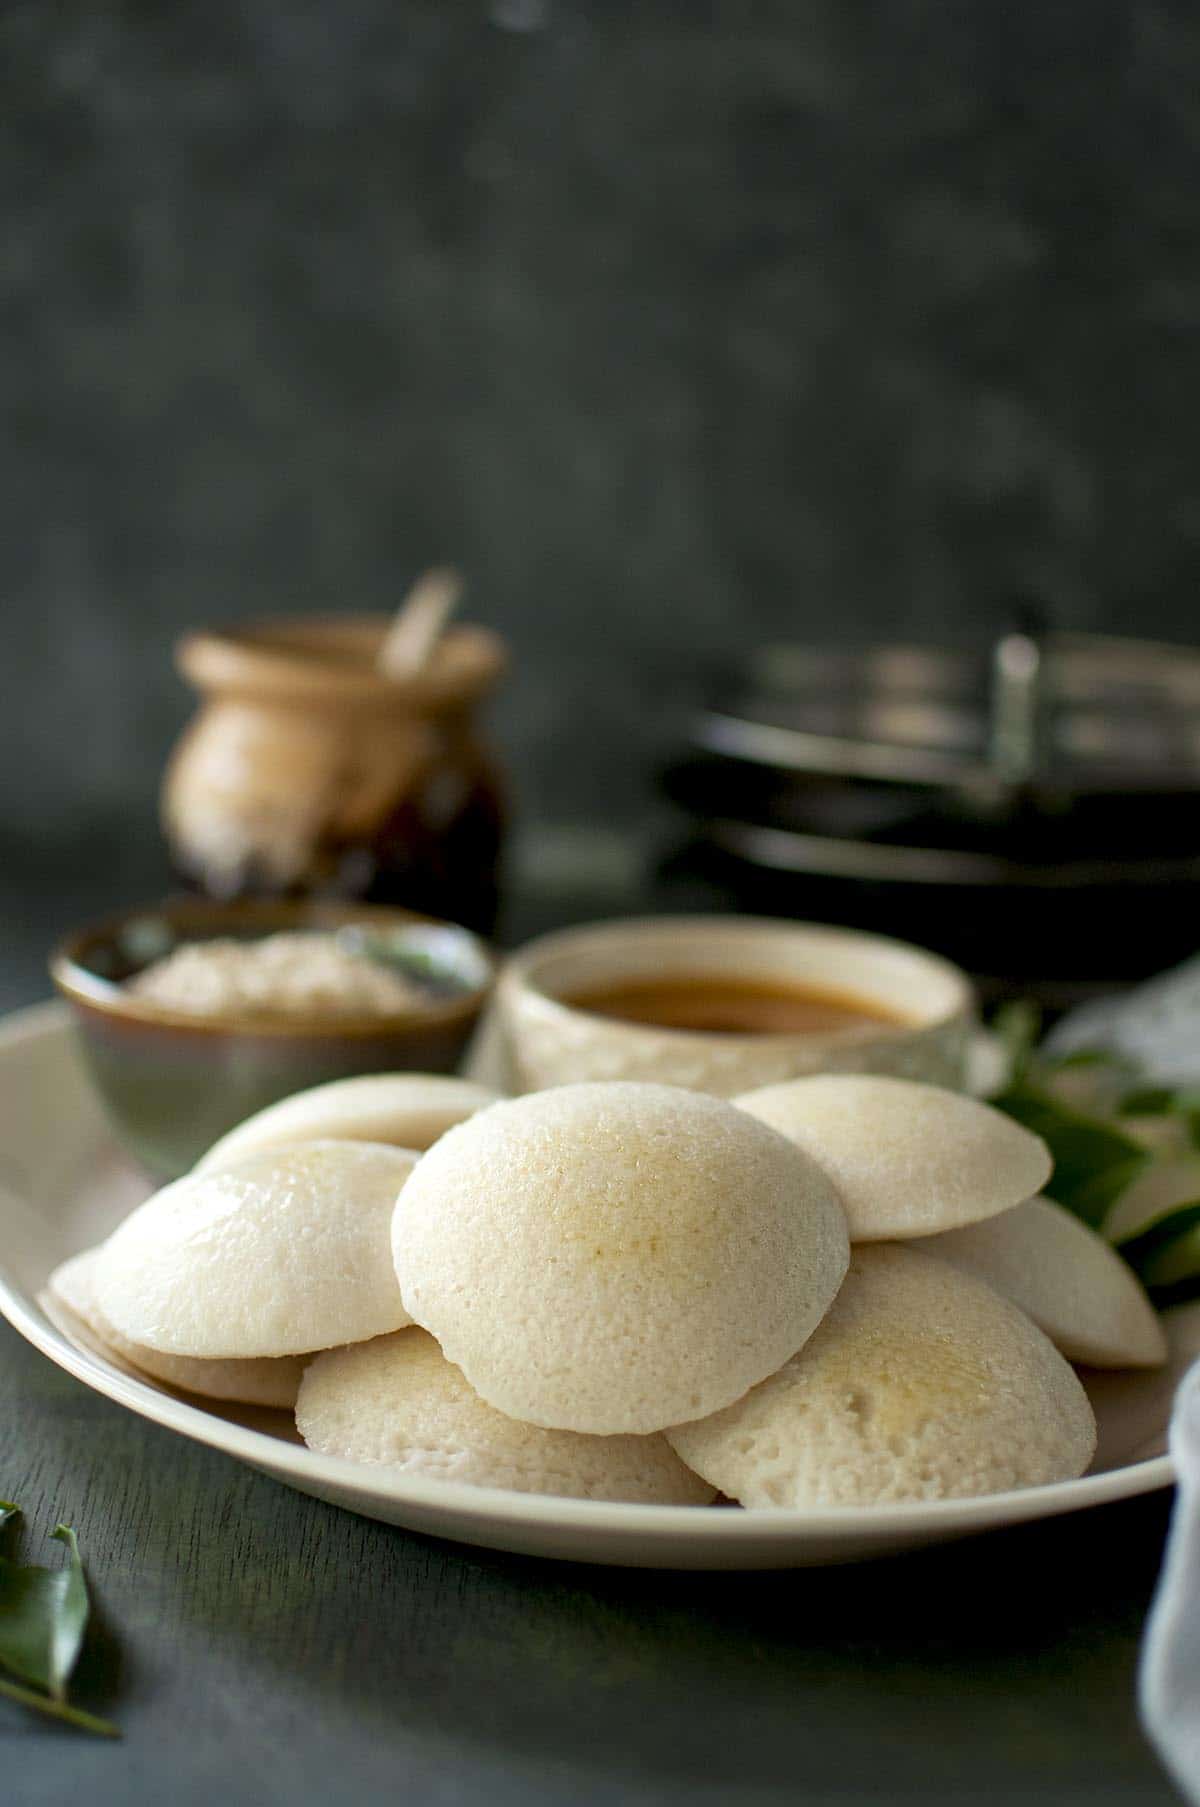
163,617 -> 507,933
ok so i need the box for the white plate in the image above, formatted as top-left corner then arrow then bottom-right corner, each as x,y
0,1003 -> 1192,1570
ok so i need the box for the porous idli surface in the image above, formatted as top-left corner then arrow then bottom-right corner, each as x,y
93,1140 -> 417,1359
392,1081 -> 849,1435
296,1329 -> 717,1503
926,1197 -> 1166,1369
197,1074 -> 500,1173
733,1074 -> 1052,1240
666,1244 -> 1096,1507
47,1249 -> 305,1408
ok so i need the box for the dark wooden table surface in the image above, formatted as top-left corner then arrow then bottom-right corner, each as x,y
0,868 -> 1186,1805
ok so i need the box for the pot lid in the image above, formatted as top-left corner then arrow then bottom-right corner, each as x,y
689,631 -> 1200,796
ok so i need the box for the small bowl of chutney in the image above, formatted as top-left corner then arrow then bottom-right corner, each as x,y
470,915 -> 975,1096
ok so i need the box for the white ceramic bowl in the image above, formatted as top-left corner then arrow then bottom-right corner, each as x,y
468,916 -> 976,1097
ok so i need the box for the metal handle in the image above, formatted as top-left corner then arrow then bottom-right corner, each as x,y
988,631 -> 1044,788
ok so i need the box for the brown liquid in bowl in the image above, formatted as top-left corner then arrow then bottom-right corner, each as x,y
562,975 -> 911,1037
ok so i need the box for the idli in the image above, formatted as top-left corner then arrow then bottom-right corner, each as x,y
93,1140 -> 417,1358
296,1329 -> 717,1504
46,1248 -> 305,1408
926,1196 -> 1166,1368
392,1081 -> 849,1435
666,1244 -> 1096,1507
197,1074 -> 500,1173
733,1074 -> 1052,1240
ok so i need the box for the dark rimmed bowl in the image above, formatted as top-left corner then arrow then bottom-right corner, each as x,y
50,898 -> 496,1179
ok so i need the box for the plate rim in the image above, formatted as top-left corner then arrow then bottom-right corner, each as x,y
0,1000 -> 1178,1555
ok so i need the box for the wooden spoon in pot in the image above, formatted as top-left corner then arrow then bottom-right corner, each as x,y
377,566 -> 464,677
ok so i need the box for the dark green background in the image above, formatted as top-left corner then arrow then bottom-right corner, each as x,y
4,1 -> 1200,879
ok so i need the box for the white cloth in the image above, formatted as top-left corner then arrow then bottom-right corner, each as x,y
1142,1361 -> 1200,1803
1048,954 -> 1200,1084
1043,959 -> 1200,1796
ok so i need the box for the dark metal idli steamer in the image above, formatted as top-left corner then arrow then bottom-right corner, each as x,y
658,631 -> 1200,1010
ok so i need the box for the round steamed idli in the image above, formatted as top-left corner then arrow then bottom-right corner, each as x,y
296,1329 -> 717,1504
392,1081 -> 850,1435
92,1140 -> 417,1358
666,1244 -> 1096,1507
925,1196 -> 1166,1369
733,1074 -> 1052,1240
196,1074 -> 501,1173
46,1248 -> 305,1407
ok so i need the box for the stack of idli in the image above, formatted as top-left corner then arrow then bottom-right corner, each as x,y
392,1083 -> 850,1434
46,1073 -> 498,1408
197,1073 -> 501,1171
733,1074 -> 1165,1369
49,1247 -> 308,1408
47,1066 -> 1168,1512
297,1331 -> 716,1504
47,1139 -> 420,1409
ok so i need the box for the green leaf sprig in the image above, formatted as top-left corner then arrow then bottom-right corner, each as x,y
993,1081 -> 1151,1229
989,1016 -> 1200,1306
0,1503 -> 118,1736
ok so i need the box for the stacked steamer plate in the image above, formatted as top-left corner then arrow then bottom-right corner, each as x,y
47,1071 -> 1166,1511
658,631 -> 1200,1010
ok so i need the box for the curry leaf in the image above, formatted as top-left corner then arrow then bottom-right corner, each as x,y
991,1000 -> 1042,1083
1117,1085 -> 1200,1150
0,1675 -> 119,1737
1062,1157 -> 1154,1232
0,1544 -> 81,1697
992,1082 -> 1151,1228
0,1511 -> 117,1736
1,1563 -> 65,1693
47,1527 -> 89,1702
1115,1200 -> 1200,1274
1119,1085 -> 1180,1117
991,1035 -> 1200,1300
